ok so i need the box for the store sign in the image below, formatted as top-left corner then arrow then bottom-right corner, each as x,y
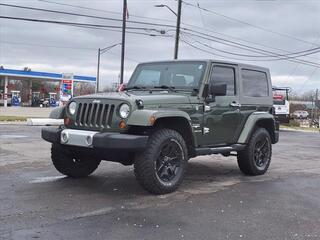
60,73 -> 74,104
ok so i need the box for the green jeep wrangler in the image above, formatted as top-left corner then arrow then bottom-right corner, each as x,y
42,60 -> 279,194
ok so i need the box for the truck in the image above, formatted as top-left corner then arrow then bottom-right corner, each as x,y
42,60 -> 279,194
272,87 -> 291,123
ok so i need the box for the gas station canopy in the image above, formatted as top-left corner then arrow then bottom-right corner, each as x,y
0,68 -> 96,82
0,68 -> 96,107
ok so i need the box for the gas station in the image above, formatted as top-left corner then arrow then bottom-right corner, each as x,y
0,68 -> 96,108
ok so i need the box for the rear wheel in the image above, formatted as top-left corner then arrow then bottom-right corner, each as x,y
51,144 -> 101,178
237,128 -> 272,176
134,129 -> 188,194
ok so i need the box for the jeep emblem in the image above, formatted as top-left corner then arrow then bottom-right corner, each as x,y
92,100 -> 101,104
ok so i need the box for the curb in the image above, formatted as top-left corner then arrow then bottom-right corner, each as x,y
280,127 -> 319,133
27,118 -> 63,126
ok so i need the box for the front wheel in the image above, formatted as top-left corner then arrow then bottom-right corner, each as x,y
237,128 -> 272,176
51,144 -> 101,178
134,129 -> 188,194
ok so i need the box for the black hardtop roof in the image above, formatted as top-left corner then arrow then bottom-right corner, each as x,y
138,59 -> 269,72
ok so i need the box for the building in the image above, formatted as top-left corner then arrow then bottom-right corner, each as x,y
0,68 -> 96,107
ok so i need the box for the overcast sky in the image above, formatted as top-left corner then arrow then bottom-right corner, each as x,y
0,0 -> 319,93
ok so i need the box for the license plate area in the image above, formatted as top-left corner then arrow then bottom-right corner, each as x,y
60,129 -> 98,148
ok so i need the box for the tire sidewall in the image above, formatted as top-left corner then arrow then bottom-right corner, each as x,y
134,128 -> 188,194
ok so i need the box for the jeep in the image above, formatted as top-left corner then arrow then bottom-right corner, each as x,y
42,60 -> 279,194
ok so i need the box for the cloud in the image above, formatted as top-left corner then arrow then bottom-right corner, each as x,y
0,0 -> 319,93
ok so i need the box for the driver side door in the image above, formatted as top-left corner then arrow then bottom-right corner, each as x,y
200,64 -> 244,146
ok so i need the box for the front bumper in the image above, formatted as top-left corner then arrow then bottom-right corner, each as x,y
41,127 -> 149,150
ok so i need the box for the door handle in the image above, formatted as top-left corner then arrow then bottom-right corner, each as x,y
230,101 -> 241,108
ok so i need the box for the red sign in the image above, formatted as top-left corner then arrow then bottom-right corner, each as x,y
273,94 -> 284,100
62,80 -> 73,84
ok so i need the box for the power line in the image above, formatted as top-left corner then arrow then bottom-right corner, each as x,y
2,4 -> 320,67
4,1 -> 320,64
3,2 -> 320,63
181,37 -> 320,67
181,0 -> 320,47
181,31 -> 320,68
0,3 -> 176,29
182,33 -> 320,59
37,0 -> 320,62
37,0 -> 178,25
0,15 -> 167,33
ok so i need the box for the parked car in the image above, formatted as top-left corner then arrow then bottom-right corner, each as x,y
42,60 -> 279,194
292,110 -> 309,119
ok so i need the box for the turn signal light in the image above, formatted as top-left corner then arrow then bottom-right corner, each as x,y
119,120 -> 127,129
149,116 -> 156,125
64,117 -> 72,126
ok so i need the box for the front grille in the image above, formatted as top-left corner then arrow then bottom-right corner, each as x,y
75,102 -> 115,128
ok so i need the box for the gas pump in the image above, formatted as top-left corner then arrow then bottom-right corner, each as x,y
32,91 -> 41,107
11,91 -> 21,107
49,92 -> 57,107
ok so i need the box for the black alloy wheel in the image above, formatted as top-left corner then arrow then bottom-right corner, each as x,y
156,139 -> 184,183
134,128 -> 188,194
254,136 -> 271,170
237,128 -> 272,176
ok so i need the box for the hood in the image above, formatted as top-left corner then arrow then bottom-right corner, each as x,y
74,91 -> 193,106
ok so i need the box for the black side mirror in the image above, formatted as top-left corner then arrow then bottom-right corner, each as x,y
203,83 -> 227,102
209,83 -> 227,96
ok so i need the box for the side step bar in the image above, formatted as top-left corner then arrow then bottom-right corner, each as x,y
195,144 -> 246,156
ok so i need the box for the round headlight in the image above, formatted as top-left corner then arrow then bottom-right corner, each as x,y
68,102 -> 77,115
119,103 -> 130,119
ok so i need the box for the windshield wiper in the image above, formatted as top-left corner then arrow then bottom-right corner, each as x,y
153,85 -> 176,92
124,86 -> 147,91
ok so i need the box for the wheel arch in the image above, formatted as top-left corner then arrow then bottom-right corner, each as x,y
153,117 -> 197,158
238,112 -> 278,144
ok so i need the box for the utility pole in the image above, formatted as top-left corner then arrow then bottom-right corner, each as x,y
316,88 -> 319,125
174,0 -> 182,59
96,48 -> 101,93
120,0 -> 127,84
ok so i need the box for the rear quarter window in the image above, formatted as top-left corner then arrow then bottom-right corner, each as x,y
242,69 -> 269,97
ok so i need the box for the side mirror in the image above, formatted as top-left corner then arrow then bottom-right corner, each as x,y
209,83 -> 227,96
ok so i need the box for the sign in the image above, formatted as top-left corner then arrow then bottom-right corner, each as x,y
60,73 -> 74,105
273,94 -> 284,100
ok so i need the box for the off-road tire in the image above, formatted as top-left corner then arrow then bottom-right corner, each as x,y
134,129 -> 188,194
237,128 -> 272,176
51,144 -> 101,178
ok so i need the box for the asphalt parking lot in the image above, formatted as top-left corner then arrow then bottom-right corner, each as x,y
0,125 -> 320,240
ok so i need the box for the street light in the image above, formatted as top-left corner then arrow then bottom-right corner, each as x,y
155,0 -> 182,59
96,43 -> 121,93
154,4 -> 177,16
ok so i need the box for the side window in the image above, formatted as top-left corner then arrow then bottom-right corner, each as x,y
242,69 -> 269,97
210,66 -> 236,96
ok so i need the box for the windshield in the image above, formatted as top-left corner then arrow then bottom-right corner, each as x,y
127,61 -> 207,91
